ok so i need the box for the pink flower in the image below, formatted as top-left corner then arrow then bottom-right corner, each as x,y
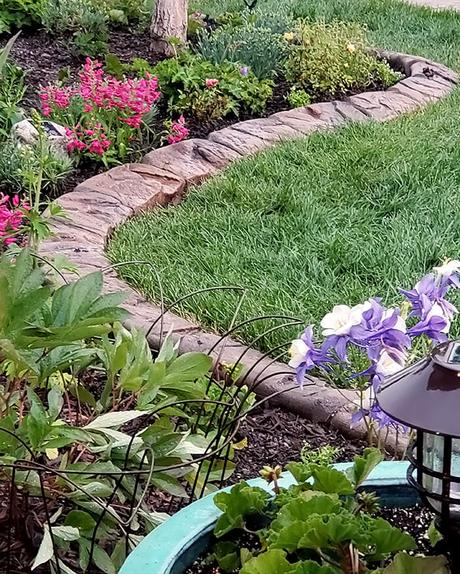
205,78 -> 219,89
167,115 -> 190,145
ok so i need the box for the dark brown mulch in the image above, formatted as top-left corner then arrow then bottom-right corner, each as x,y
232,405 -> 366,483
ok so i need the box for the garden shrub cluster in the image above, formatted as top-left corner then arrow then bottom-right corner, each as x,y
0,247 -> 255,573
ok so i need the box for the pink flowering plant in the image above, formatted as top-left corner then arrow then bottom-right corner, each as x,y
40,58 -> 162,166
288,261 -> 460,442
165,115 -> 190,145
0,194 -> 30,248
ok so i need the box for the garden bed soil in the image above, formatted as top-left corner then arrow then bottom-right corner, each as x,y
2,28 -> 403,197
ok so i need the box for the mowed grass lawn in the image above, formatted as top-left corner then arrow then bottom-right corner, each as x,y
107,0 -> 460,352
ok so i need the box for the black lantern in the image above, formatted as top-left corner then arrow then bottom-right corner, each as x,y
377,341 -> 460,563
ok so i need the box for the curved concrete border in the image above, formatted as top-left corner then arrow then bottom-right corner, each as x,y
119,461 -> 417,574
38,52 -> 458,446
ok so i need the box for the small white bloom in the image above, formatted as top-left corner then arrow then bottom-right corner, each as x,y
321,302 -> 370,337
288,338 -> 308,368
434,260 -> 460,277
376,350 -> 406,377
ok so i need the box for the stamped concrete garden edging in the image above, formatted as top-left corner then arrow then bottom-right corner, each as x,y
119,461 -> 417,574
38,51 -> 458,447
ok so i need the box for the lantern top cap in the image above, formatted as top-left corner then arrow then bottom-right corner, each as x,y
377,340 -> 460,437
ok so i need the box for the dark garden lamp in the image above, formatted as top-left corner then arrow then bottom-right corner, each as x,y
377,341 -> 460,562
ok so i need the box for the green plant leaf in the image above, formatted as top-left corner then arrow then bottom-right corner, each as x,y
214,482 -> 271,537
92,546 -> 116,574
427,520 -> 443,547
382,552 -> 449,573
84,411 -> 146,430
166,352 -> 213,381
214,541 -> 241,573
348,448 -> 383,487
310,466 -> 354,495
32,527 -> 54,570
368,520 -> 417,560
64,510 -> 97,533
51,525 -> 80,542
240,549 -> 293,574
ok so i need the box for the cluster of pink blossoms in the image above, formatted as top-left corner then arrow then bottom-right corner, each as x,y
40,58 -> 163,157
0,195 -> 29,246
167,116 -> 190,145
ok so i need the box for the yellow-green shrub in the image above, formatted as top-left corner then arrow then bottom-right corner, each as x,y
284,21 -> 400,97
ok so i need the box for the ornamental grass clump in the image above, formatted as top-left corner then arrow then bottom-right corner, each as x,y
289,260 -> 460,439
40,58 -> 163,165
284,21 -> 400,98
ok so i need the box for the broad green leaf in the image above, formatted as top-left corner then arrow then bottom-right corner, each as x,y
151,473 -> 189,498
64,510 -> 97,533
48,387 -> 64,422
27,390 -> 50,450
240,550 -> 293,574
214,541 -> 240,573
271,494 -> 340,532
92,546 -> 116,574
348,448 -> 383,487
311,466 -> 354,495
84,411 -> 146,430
368,520 -> 417,560
214,482 -> 271,537
290,562 -> 339,574
383,552 -> 449,573
32,527 -> 54,570
166,352 -> 212,381
51,525 -> 80,542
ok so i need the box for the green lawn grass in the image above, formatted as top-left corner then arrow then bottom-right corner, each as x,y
108,0 -> 460,352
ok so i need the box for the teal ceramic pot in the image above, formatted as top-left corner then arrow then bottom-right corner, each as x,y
120,461 -> 416,574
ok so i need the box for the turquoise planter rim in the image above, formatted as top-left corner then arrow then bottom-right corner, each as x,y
120,461 -> 414,574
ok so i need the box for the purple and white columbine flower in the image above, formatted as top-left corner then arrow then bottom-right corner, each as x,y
288,326 -> 330,386
240,66 -> 249,76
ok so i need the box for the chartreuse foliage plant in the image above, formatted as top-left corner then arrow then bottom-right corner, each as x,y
208,449 -> 449,573
0,248 -> 250,573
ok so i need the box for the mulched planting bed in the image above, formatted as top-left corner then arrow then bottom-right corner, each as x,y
1,26 -> 404,197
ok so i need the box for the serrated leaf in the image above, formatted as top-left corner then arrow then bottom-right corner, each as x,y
311,466 -> 354,495
369,520 -> 417,560
383,552 -> 449,573
240,549 -> 293,574
348,447 -> 383,487
214,482 -> 271,537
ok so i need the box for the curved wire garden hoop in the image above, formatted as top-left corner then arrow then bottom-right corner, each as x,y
0,261 -> 305,574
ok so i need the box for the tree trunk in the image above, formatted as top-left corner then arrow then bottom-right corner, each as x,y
151,0 -> 188,57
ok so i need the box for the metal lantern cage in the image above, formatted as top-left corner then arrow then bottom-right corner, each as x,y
377,341 -> 460,565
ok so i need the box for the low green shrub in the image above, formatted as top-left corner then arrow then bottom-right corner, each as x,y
195,22 -> 287,79
287,86 -> 311,108
0,0 -> 43,33
0,34 -> 25,138
284,21 -> 401,98
151,53 -> 273,121
40,0 -> 109,57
